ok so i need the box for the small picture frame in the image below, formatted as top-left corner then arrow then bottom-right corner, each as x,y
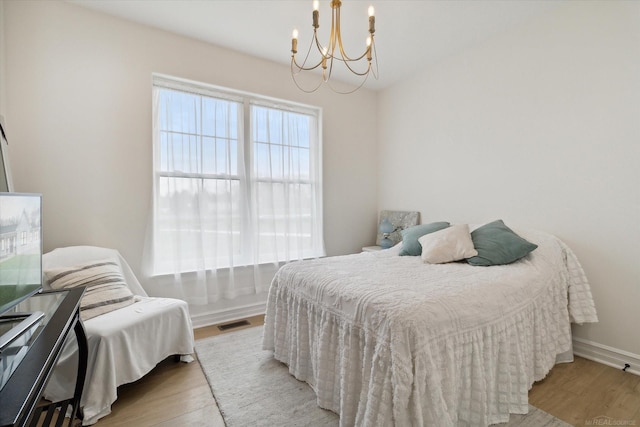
376,210 -> 419,247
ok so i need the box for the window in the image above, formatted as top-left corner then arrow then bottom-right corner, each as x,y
150,75 -> 324,275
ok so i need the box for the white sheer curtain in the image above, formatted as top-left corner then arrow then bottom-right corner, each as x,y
143,75 -> 324,305
250,102 -> 324,266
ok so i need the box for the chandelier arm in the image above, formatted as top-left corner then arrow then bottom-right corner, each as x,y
336,45 -> 370,63
325,46 -> 372,64
313,30 -> 335,82
370,41 -> 379,79
334,61 -> 372,77
291,58 -> 324,93
336,33 -> 374,62
331,48 -> 373,77
292,54 -> 324,73
334,7 -> 364,63
325,50 -> 335,83
313,35 -> 327,62
329,3 -> 337,58
334,6 -> 344,58
326,65 -> 371,94
333,6 -> 375,72
293,32 -> 325,72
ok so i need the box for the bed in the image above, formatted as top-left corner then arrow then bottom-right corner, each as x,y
262,225 -> 598,426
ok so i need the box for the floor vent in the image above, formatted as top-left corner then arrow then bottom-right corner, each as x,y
217,320 -> 250,331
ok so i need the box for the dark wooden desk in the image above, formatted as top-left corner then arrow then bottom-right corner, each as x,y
0,288 -> 87,427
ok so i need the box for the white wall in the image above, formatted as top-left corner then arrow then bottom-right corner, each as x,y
2,1 -> 378,320
378,1 -> 640,355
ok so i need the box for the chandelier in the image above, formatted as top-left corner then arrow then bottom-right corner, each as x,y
290,0 -> 379,94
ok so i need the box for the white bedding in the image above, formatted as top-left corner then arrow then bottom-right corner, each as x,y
262,229 -> 598,426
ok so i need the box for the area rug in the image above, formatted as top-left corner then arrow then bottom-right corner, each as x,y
195,326 -> 570,427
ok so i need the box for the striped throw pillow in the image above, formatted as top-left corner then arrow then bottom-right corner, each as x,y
45,259 -> 135,321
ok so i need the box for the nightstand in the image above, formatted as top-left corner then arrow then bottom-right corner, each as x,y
362,246 -> 382,252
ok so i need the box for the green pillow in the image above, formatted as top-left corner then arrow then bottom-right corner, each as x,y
399,222 -> 450,256
466,220 -> 538,266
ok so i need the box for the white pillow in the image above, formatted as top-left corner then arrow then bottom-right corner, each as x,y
418,224 -> 478,264
44,259 -> 135,321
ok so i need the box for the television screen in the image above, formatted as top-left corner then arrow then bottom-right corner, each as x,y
0,193 -> 42,315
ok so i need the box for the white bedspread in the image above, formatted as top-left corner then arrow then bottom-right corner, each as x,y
262,230 -> 597,426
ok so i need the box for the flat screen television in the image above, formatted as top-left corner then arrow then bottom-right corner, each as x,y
0,193 -> 43,351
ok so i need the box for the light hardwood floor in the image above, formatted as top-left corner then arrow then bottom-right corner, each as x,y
94,315 -> 640,427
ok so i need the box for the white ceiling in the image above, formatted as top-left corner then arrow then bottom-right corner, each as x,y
68,0 -> 565,90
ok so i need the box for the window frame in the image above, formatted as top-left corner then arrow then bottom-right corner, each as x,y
150,74 -> 324,275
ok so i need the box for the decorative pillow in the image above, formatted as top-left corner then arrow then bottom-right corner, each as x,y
44,259 -> 135,321
399,222 -> 450,256
466,220 -> 538,266
418,224 -> 478,264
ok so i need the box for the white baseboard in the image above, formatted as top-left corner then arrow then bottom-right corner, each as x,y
573,337 -> 640,376
191,301 -> 266,329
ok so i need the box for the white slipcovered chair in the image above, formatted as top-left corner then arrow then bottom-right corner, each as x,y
41,246 -> 194,425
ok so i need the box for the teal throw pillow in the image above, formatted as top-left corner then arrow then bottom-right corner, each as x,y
466,220 -> 538,266
399,222 -> 450,256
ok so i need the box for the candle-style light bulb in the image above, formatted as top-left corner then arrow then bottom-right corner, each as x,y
368,5 -> 375,33
366,36 -> 371,47
292,29 -> 298,54
312,0 -> 319,28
